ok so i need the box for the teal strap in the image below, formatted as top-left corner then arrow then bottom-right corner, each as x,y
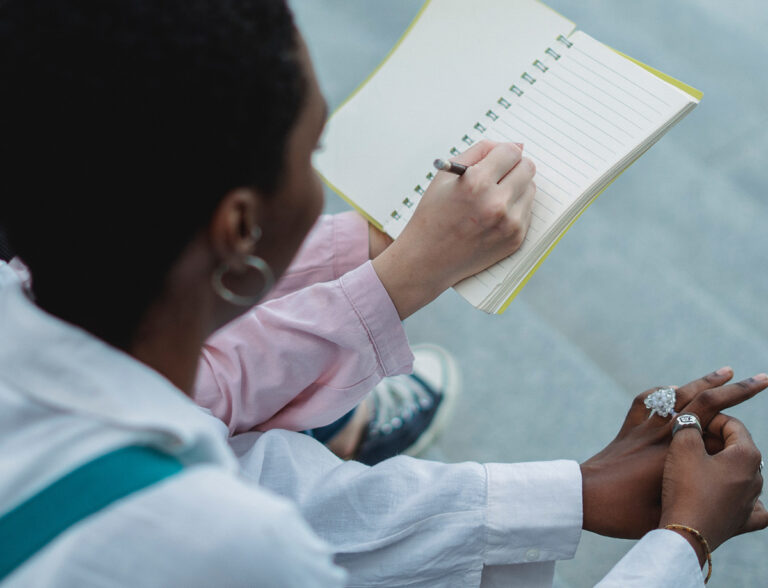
0,445 -> 183,581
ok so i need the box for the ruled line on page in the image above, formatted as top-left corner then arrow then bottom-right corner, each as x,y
510,104 -> 605,170
536,199 -> 555,215
536,187 -> 562,206
548,69 -> 644,130
565,54 -> 663,116
514,90 -> 622,153
542,82 -> 634,142
488,125 -> 578,196
493,121 -> 588,183
431,33 -> 691,299
571,44 -> 671,107
556,62 -> 653,124
513,102 -> 606,165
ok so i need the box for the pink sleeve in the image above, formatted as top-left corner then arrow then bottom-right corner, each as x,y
263,211 -> 369,302
194,261 -> 414,434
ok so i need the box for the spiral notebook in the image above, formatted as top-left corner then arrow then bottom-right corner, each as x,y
314,0 -> 701,314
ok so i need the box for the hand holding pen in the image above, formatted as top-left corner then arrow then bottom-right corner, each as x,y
433,142 -> 524,176
372,140 -> 536,319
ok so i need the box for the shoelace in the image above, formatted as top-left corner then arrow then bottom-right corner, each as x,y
369,375 -> 435,436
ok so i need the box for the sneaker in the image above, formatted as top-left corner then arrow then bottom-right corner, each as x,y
355,343 -> 460,465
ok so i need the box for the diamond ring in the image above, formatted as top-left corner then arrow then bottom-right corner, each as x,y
644,387 -> 677,419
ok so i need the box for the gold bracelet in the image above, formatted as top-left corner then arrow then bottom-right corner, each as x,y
664,523 -> 712,584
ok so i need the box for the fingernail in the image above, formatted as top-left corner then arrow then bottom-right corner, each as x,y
515,142 -> 524,151
715,366 -> 732,376
753,373 -> 768,382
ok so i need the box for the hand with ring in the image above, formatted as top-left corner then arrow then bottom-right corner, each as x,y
660,401 -> 768,566
580,368 -> 768,539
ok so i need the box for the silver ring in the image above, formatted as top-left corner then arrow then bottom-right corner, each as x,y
644,387 -> 677,419
671,413 -> 703,437
760,460 -> 764,473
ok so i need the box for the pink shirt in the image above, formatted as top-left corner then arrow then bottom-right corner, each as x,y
193,212 -> 414,434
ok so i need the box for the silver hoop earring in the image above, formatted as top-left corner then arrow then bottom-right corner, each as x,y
212,255 -> 275,307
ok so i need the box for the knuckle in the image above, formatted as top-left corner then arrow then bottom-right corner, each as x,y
464,170 -> 491,197
634,391 -> 651,407
731,444 -> 756,466
504,218 -> 525,247
697,389 -> 717,410
506,211 -> 524,233
479,200 -> 508,226
501,141 -> 522,157
510,230 -> 525,249
747,445 -> 762,465
519,157 -> 536,177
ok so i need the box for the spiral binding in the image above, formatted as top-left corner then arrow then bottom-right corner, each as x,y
386,33 -> 575,228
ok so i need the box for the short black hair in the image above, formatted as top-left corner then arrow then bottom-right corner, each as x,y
0,0 -> 306,348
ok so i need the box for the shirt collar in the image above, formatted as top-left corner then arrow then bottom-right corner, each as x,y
0,262 -> 236,469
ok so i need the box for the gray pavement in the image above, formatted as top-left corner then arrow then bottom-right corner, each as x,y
289,1 -> 768,586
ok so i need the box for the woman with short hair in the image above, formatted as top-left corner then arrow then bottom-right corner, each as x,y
0,1 -> 764,586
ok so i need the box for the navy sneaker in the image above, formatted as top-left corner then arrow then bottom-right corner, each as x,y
355,344 -> 460,465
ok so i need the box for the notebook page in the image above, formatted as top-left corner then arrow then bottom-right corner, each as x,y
314,0 -> 574,227
453,30 -> 698,307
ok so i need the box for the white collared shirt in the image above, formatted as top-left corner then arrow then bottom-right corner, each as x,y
0,262 -> 703,587
0,263 -> 345,587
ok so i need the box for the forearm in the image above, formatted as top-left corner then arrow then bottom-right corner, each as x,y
371,242 -> 446,320
194,261 -> 413,434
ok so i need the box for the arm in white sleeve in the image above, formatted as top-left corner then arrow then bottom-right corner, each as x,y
596,529 -> 704,587
231,429 -> 583,587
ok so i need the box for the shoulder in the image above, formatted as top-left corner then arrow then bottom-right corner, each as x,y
10,466 -> 345,588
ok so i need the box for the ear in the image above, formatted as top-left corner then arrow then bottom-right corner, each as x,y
209,188 -> 262,269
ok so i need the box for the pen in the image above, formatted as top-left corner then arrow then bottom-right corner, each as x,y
434,143 -> 524,176
433,158 -> 467,176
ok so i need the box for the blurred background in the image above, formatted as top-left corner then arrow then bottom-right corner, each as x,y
289,1 -> 768,585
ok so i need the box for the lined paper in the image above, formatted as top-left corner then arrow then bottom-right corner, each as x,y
442,31 -> 695,305
314,0 -> 575,228
315,0 -> 699,312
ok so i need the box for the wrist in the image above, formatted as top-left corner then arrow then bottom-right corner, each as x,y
579,462 -> 598,534
371,244 -> 446,319
658,518 -> 708,568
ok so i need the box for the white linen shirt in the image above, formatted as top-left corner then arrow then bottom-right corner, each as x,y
0,261 -> 703,587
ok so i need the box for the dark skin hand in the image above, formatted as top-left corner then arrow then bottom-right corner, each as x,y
660,412 -> 768,565
580,368 -> 768,540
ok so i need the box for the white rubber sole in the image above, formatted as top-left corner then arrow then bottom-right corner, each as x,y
404,343 -> 462,457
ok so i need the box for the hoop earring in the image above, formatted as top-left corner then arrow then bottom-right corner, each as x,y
212,255 -> 275,307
